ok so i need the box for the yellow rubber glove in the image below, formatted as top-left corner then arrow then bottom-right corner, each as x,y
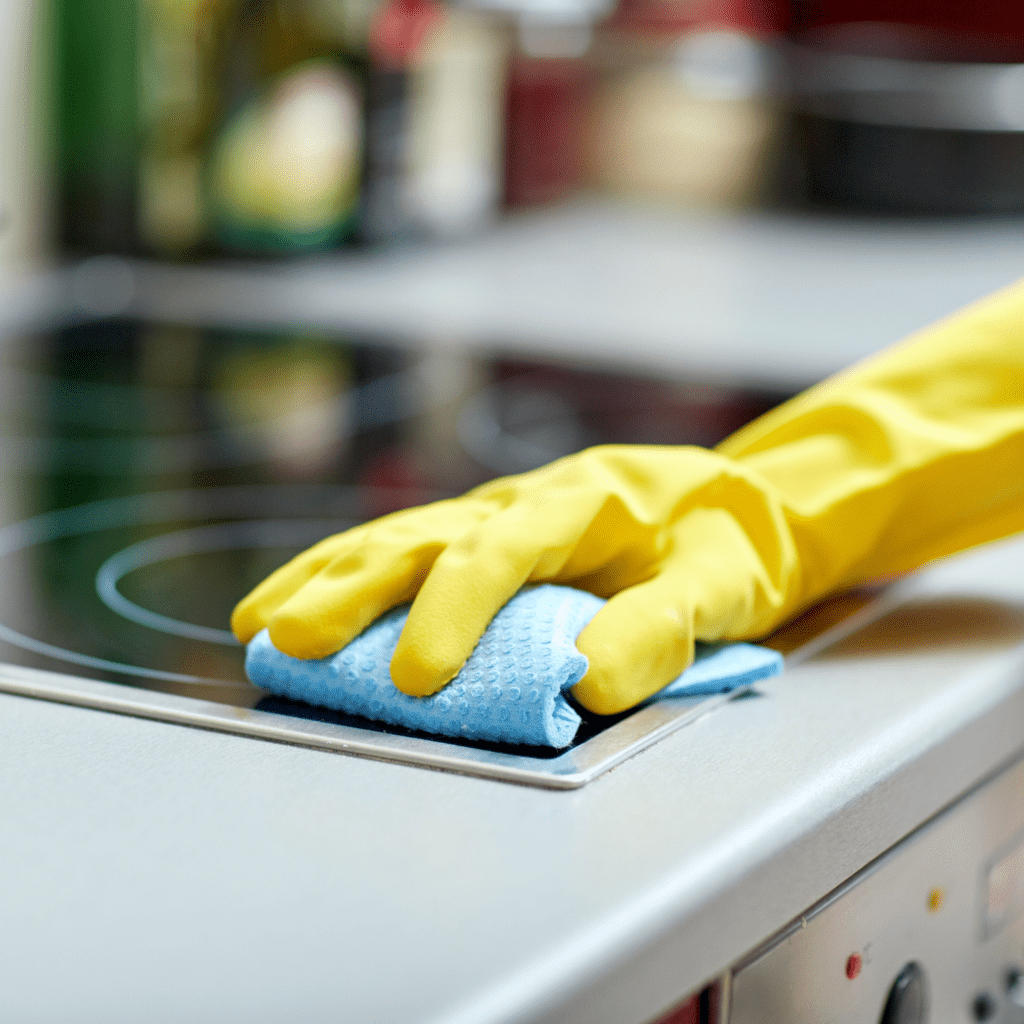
232,279 -> 1024,715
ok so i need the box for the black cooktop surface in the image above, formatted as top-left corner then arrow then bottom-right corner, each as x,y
0,317 -> 786,750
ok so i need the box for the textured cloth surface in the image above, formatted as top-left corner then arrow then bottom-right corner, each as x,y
246,584 -> 783,747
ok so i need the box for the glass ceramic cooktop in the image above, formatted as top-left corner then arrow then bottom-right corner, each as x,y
0,318 -> 790,786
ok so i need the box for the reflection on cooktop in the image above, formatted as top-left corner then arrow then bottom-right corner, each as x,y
0,317 -> 790,750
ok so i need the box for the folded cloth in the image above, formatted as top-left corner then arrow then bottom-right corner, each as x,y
245,584 -> 783,748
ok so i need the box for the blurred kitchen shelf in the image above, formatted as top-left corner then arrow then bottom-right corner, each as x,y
36,201 -> 1024,389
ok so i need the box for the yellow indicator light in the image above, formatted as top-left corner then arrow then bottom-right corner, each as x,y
927,888 -> 944,912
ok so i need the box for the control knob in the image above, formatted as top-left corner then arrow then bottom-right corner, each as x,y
880,963 -> 927,1024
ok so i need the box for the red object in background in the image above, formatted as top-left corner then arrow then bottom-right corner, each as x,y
504,56 -> 593,208
846,953 -> 863,980
607,0 -> 788,36
369,0 -> 442,69
791,1 -> 1024,38
790,1 -> 1024,60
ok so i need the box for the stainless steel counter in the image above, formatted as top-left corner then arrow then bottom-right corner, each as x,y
3,535 -> 1023,1024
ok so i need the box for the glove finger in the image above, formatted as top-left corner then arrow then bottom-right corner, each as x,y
571,573 -> 695,716
230,525 -> 371,642
572,506 -> 785,715
265,496 -> 500,657
232,496 -> 494,645
265,534 -> 448,659
388,514 -> 546,696
388,486 -> 667,696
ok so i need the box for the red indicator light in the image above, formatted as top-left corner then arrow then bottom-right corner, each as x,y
846,953 -> 863,980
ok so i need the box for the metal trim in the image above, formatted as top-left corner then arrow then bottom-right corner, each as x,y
0,567 -> 905,789
0,660 -> 738,789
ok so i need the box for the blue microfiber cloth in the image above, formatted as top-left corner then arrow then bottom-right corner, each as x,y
245,584 -> 782,748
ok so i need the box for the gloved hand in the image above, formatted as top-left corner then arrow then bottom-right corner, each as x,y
233,280 -> 1024,714
233,446 -> 798,713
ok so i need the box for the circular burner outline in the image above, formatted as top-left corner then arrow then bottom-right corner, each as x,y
94,518 -> 355,646
0,484 -> 411,686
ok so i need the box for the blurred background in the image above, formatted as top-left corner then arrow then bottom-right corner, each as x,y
0,0 -> 1023,507
1,0 -> 1023,271
0,0 -> 1022,705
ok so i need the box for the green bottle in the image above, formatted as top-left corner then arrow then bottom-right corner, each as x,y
51,0 -> 140,253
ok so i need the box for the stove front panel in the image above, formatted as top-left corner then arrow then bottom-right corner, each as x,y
730,751 -> 1024,1024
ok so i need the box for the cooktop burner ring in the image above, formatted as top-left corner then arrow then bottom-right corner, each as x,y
94,519 -> 357,647
0,484 -> 387,687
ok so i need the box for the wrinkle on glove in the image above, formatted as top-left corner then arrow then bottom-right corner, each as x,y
245,584 -> 783,748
